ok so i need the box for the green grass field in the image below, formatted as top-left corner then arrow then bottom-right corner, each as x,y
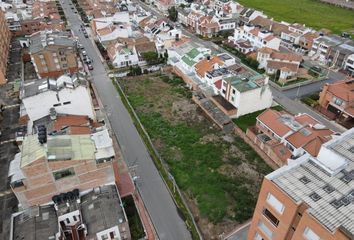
119,74 -> 272,236
237,0 -> 354,34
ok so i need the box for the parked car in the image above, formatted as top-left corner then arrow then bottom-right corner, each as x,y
85,58 -> 92,64
88,64 -> 94,70
84,33 -> 88,38
82,50 -> 87,57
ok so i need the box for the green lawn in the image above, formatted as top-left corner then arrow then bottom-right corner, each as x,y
237,0 -> 354,34
234,105 -> 284,132
119,75 -> 272,234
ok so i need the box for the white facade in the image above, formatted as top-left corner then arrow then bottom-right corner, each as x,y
22,83 -> 95,124
96,226 -> 121,240
112,46 -> 139,68
344,54 -> 354,75
229,25 -> 281,51
220,79 -> 273,117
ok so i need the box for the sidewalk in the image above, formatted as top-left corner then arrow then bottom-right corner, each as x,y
90,73 -> 157,240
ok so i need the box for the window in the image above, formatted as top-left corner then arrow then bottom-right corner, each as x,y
53,168 -> 75,180
222,89 -> 226,94
73,215 -> 77,221
53,103 -> 61,107
303,227 -> 320,240
232,89 -> 236,94
258,221 -> 273,239
66,218 -> 70,224
254,232 -> 263,240
63,101 -> 71,105
266,193 -> 284,214
263,208 -> 279,227
100,234 -> 109,240
62,64 -> 68,68
333,97 -> 343,106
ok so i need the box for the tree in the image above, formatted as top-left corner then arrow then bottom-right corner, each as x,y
141,51 -> 159,65
168,7 -> 178,22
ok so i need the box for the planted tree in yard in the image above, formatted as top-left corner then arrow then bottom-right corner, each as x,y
168,6 -> 178,22
141,51 -> 159,65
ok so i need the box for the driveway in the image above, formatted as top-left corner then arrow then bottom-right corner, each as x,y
60,2 -> 192,240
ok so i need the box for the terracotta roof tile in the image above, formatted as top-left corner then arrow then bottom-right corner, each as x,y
257,109 -> 292,137
53,115 -> 90,131
326,79 -> 354,102
286,127 -> 333,149
271,52 -> 302,62
303,136 -> 331,157
195,56 -> 224,77
267,61 -> 299,72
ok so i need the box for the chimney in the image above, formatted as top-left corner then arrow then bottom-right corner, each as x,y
50,107 -> 57,120
207,55 -> 211,61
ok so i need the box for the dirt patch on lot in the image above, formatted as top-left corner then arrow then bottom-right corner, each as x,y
119,74 -> 272,239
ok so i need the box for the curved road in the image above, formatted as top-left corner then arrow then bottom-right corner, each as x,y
61,2 -> 192,240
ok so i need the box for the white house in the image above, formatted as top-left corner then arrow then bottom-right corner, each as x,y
20,75 -> 96,125
344,54 -> 354,76
228,24 -> 281,51
219,73 -> 273,117
110,44 -> 139,68
168,42 -> 211,74
257,47 -> 302,81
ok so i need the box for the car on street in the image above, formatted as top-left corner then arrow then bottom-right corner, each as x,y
82,50 -> 87,57
84,58 -> 92,64
88,64 -> 94,70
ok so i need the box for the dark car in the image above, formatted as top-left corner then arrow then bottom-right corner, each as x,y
84,33 -> 88,38
85,58 -> 92,64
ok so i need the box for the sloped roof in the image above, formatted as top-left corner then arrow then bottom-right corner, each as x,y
195,56 -> 224,77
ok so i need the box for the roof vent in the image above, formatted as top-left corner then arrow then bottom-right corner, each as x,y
50,107 -> 57,120
341,174 -> 352,184
340,197 -> 350,206
299,176 -> 310,184
323,184 -> 334,193
309,192 -> 321,202
330,199 -> 342,209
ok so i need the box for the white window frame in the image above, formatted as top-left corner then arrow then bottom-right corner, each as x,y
266,193 -> 285,214
303,227 -> 320,240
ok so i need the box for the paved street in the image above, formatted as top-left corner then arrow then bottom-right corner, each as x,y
138,1 -> 347,133
61,2 -> 192,240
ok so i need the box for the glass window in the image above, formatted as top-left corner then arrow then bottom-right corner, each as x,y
53,168 -> 75,180
266,193 -> 285,214
258,221 -> 273,239
303,227 -> 320,240
263,208 -> 279,227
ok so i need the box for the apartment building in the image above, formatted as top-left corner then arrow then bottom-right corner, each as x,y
248,128 -> 354,240
318,79 -> 354,128
0,9 -> 11,85
8,118 -> 119,207
29,31 -> 78,78
11,185 -> 131,240
309,35 -> 345,64
228,24 -> 281,51
328,40 -> 354,70
247,109 -> 333,166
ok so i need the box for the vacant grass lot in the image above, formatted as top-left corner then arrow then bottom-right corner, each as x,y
119,74 -> 272,238
237,0 -> 354,34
